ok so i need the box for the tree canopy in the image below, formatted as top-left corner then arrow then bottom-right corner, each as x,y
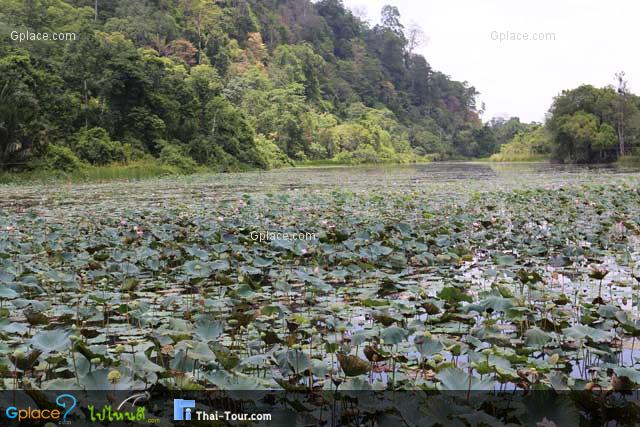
547,84 -> 640,163
0,0 -> 500,171
2,0 -> 636,171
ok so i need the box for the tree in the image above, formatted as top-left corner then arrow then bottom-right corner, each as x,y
196,96 -> 264,167
406,22 -> 427,57
315,0 -> 362,58
0,0 -> 498,172
616,71 -> 629,155
548,84 -> 640,163
0,53 -> 51,170
179,0 -> 223,64
380,5 -> 404,39
552,112 -> 616,163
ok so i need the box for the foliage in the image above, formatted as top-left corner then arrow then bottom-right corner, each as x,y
72,127 -> 126,165
548,85 -> 640,163
0,0 -> 497,173
0,53 -> 52,169
159,144 -> 198,174
38,143 -> 84,172
552,112 -> 617,163
254,134 -> 293,169
490,125 -> 552,162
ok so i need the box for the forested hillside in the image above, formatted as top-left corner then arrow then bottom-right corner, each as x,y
0,0 -> 505,172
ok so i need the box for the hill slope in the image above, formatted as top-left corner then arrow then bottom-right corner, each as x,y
0,0 -> 499,171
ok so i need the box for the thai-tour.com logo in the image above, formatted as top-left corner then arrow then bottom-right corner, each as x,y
4,393 -> 77,423
173,399 -> 196,421
173,398 -> 272,422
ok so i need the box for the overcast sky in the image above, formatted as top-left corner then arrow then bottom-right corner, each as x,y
342,0 -> 639,123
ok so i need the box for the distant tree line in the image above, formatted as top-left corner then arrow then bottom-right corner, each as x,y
547,75 -> 640,163
0,0 -> 511,173
0,0 -> 636,172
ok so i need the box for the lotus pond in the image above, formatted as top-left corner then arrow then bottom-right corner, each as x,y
2,162 -> 640,424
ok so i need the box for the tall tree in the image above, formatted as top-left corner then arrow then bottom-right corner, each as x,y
616,71 -> 629,155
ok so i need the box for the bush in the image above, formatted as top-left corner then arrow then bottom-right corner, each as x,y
490,126 -> 552,162
255,134 -> 293,169
38,144 -> 84,172
72,127 -> 126,165
159,144 -> 198,174
551,112 -> 617,163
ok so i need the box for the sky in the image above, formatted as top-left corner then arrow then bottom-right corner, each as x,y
342,0 -> 640,123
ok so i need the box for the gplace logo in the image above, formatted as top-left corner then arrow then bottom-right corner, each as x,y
173,399 -> 195,421
5,393 -> 77,422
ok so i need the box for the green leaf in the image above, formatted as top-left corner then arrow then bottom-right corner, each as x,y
30,329 -> 71,354
495,254 -> 516,266
438,286 -> 472,304
0,286 -> 18,299
525,327 -> 552,348
415,336 -> 443,357
563,324 -> 612,342
436,367 -> 494,391
194,320 -> 224,342
380,326 -> 408,345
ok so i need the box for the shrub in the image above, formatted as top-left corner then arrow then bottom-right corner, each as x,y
72,127 -> 126,165
490,126 -> 552,162
38,144 -> 84,172
159,144 -> 198,174
255,134 -> 293,169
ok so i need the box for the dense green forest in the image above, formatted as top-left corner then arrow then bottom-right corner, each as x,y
0,0 -> 638,173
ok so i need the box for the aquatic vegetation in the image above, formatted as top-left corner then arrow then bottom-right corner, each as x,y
0,163 -> 640,424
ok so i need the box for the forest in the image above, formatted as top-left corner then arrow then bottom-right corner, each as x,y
2,0 -> 637,176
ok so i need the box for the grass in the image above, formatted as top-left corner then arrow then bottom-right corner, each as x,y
617,155 -> 640,166
295,155 -> 435,168
487,153 -> 550,162
0,160 -> 186,185
0,157 -> 434,185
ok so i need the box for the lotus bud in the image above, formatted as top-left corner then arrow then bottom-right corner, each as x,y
107,369 -> 122,384
115,344 -> 125,354
12,349 -> 25,359
329,304 -> 342,313
90,357 -> 101,365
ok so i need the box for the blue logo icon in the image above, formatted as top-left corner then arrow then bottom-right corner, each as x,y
173,399 -> 195,421
56,394 -> 77,422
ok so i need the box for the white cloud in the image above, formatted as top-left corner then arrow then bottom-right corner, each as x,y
342,0 -> 639,122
